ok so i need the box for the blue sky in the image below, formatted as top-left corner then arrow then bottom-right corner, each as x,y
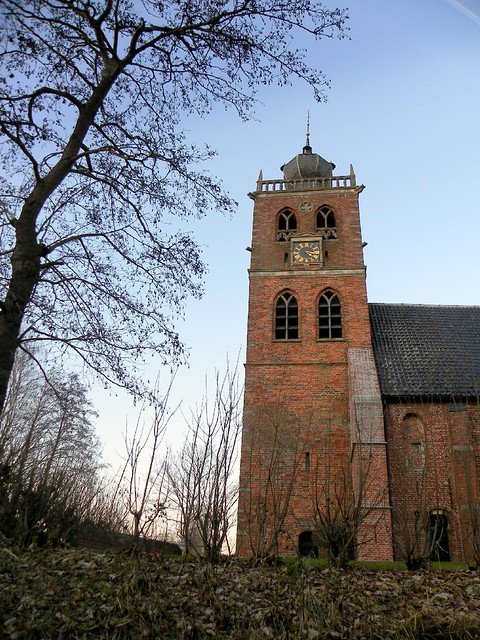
94,0 -> 480,462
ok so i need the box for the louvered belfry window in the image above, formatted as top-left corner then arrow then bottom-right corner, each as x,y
316,206 -> 337,239
277,210 -> 297,241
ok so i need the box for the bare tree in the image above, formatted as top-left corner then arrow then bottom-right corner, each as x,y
392,479 -> 437,569
113,378 -> 177,545
309,432 -> 387,569
0,0 -> 348,412
391,422 -> 448,570
167,363 -> 241,561
0,349 -> 103,544
239,401 -> 306,562
448,398 -> 480,567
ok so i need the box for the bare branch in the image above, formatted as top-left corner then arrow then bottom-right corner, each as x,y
0,0 -> 348,412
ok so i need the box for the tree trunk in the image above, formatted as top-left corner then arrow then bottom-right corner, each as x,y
0,197 -> 43,412
0,67 -> 121,413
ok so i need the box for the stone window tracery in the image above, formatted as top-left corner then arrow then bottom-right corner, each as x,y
316,205 -> 337,239
318,290 -> 342,339
275,292 -> 298,340
277,209 -> 297,241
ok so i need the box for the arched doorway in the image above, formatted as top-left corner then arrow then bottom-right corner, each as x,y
298,531 -> 318,558
429,512 -> 450,561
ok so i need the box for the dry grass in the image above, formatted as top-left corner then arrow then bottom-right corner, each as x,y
1,546 -> 480,638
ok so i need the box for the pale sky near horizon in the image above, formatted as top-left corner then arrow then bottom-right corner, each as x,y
93,0 -> 480,467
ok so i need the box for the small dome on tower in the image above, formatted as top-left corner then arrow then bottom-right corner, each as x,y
281,144 -> 336,181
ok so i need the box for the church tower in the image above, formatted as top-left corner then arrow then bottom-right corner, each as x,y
236,131 -> 394,561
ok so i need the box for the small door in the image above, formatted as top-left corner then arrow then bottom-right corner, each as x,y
298,531 -> 318,558
429,513 -> 450,562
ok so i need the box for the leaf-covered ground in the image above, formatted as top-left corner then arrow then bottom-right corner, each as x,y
1,547 -> 480,639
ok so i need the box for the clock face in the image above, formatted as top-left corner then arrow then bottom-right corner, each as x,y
292,240 -> 321,263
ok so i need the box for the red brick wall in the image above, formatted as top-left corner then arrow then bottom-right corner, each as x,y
250,190 -> 366,273
236,177 -> 479,564
237,183 -> 392,559
385,401 -> 480,563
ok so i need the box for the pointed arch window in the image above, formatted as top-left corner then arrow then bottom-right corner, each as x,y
316,206 -> 337,239
277,209 -> 297,241
275,292 -> 298,340
403,413 -> 426,470
318,290 -> 342,339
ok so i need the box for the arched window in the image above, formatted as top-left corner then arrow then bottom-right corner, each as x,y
275,292 -> 298,340
403,413 -> 426,469
277,209 -> 297,241
318,290 -> 342,339
298,531 -> 318,557
316,205 -> 337,239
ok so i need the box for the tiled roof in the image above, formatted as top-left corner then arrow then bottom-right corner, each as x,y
369,303 -> 480,400
281,146 -> 334,181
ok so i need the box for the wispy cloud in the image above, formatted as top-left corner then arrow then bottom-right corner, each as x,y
444,0 -> 480,26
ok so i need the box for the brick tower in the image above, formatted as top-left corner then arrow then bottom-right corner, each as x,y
236,134 -> 394,560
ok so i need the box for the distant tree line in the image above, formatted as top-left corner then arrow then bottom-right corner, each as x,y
0,350 -> 109,545
0,351 -> 241,556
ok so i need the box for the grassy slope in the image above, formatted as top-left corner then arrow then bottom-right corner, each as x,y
1,547 -> 480,639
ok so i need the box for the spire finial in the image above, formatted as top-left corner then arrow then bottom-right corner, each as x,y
303,111 -> 312,154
